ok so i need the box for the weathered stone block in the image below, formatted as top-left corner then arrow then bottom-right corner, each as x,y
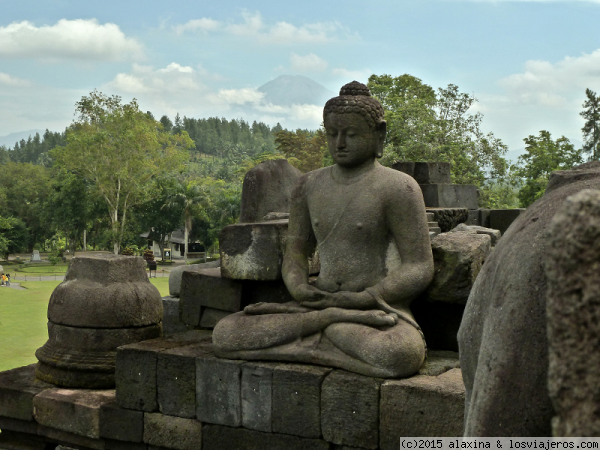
169,260 -> 220,297
202,424 -> 330,450
220,221 -> 320,280
241,363 -> 273,432
116,338 -> 183,412
421,184 -> 478,209
115,331 -> 211,411
321,371 -> 381,449
180,268 -> 243,327
99,400 -> 144,442
380,369 -> 465,449
478,208 -> 491,228
105,440 -> 147,450
220,220 -> 288,280
467,209 -> 479,226
489,208 -> 525,235
0,416 -> 38,435
414,162 -> 451,184
199,307 -> 232,328
272,364 -> 331,438
0,430 -> 46,450
0,364 -> 54,421
391,161 -> 416,178
143,412 -> 202,450
33,388 -> 115,439
161,296 -> 193,336
157,342 -> 212,418
38,424 -> 105,450
427,232 -> 491,304
196,356 -> 243,427
239,159 -> 302,223
449,223 -> 501,246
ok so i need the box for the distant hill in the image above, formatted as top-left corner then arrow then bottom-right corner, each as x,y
258,75 -> 334,107
0,129 -> 46,148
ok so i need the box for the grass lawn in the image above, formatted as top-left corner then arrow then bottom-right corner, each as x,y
0,277 -> 170,372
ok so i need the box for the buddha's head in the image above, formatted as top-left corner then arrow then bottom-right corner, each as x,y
323,81 -> 386,168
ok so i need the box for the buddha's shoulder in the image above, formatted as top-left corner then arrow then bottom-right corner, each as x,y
300,166 -> 332,185
290,166 -> 331,195
372,164 -> 419,190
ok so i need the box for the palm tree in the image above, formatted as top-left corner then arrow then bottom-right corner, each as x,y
164,181 -> 208,263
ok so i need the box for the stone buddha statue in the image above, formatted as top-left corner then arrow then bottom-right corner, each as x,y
213,81 -> 434,378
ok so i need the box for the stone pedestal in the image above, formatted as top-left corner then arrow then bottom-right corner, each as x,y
0,333 -> 465,450
35,254 -> 163,389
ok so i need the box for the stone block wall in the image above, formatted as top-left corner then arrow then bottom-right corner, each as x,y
0,334 -> 465,450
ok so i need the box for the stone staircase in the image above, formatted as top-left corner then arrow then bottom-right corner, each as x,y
427,211 -> 442,238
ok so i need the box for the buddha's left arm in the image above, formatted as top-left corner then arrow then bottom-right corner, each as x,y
372,175 -> 434,309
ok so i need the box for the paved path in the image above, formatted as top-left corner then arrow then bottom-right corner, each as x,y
11,272 -> 170,282
1,282 -> 25,290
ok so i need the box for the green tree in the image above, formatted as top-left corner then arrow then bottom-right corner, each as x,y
137,177 -> 184,260
0,162 -> 52,250
52,90 -> 193,254
0,215 -> 28,259
367,74 -> 510,206
516,131 -> 584,207
581,88 -> 600,160
45,170 -> 98,253
275,128 -> 327,172
164,181 -> 210,263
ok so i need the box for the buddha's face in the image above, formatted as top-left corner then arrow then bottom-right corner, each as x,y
324,112 -> 386,168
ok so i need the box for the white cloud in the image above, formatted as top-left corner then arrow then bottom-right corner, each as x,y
175,12 -> 345,44
499,50 -> 600,107
0,19 -> 143,61
216,88 -> 264,105
290,53 -> 328,72
173,18 -> 221,35
331,67 -> 372,83
108,63 -> 204,95
0,72 -> 31,87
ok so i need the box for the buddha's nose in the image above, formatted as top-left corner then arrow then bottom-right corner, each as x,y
336,133 -> 346,149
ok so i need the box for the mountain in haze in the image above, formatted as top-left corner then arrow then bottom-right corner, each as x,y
0,129 -> 46,148
258,75 -> 334,107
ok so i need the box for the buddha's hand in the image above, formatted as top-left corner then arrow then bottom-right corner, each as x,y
300,290 -> 377,310
293,284 -> 330,304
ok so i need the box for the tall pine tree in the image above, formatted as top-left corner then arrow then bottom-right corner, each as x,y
581,88 -> 600,160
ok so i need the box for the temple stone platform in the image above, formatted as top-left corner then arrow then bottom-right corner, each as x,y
0,331 -> 465,450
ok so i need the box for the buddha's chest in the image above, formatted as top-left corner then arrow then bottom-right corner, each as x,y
306,178 -> 387,244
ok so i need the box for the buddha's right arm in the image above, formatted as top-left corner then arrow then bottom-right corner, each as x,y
282,175 -> 321,302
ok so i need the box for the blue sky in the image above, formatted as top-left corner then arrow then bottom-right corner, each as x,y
1,0 -> 600,153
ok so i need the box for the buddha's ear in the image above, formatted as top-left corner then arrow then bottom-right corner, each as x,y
375,120 -> 386,158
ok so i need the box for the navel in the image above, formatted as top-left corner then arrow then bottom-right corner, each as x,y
357,222 -> 363,230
